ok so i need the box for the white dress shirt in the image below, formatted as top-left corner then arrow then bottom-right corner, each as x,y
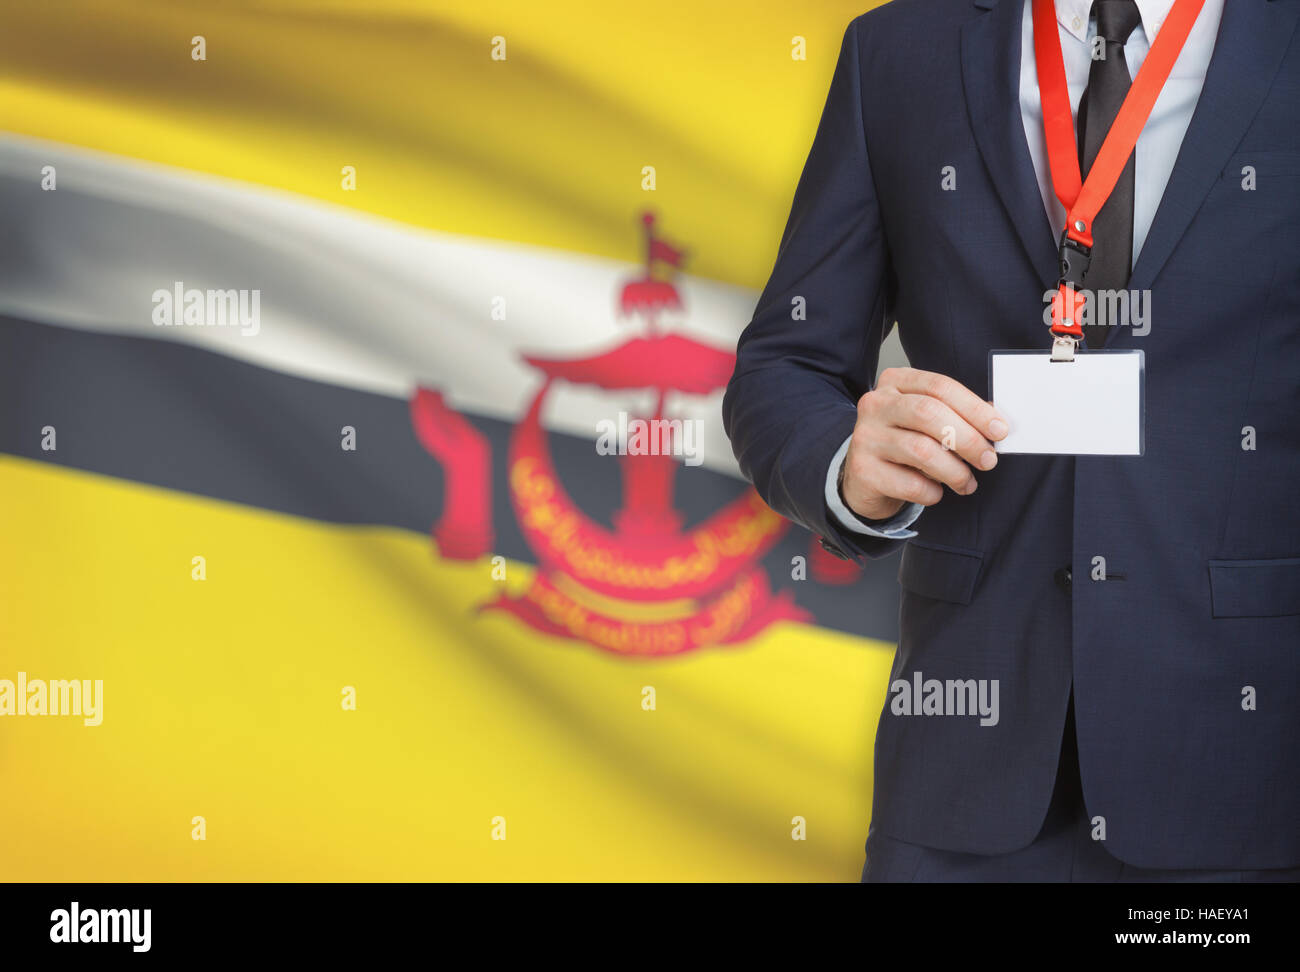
825,0 -> 1224,541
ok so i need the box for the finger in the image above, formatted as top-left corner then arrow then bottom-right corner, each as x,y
863,457 -> 946,507
881,429 -> 979,495
880,368 -> 1008,441
887,393 -> 998,472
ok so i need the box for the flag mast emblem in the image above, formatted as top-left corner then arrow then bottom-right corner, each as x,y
412,213 -> 808,656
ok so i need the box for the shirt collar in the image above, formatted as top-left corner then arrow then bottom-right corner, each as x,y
1055,0 -> 1178,44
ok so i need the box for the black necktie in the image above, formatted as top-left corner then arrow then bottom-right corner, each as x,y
1076,0 -> 1142,350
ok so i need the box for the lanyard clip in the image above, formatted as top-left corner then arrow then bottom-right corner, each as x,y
1051,333 -> 1078,362
1049,230 -> 1092,358
1057,229 -> 1091,288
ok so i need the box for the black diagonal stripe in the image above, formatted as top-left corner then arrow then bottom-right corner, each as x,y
0,315 -> 902,643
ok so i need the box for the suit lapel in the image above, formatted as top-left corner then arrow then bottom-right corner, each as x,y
1130,0 -> 1300,292
962,0 -> 1060,287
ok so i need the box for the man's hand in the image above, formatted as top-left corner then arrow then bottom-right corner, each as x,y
841,367 -> 1009,522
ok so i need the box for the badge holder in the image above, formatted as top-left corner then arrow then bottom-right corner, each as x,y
988,348 -> 1144,456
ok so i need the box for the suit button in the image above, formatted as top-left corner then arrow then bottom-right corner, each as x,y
1054,566 -> 1072,594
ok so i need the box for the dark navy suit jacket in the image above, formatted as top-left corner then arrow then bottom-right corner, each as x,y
723,0 -> 1300,868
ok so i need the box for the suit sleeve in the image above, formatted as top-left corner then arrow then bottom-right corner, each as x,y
722,17 -> 902,562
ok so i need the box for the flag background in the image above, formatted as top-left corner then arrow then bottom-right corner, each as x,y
0,0 -> 908,881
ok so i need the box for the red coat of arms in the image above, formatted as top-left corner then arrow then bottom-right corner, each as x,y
409,213 -> 834,657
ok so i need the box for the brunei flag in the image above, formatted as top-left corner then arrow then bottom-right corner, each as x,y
0,0 -> 906,881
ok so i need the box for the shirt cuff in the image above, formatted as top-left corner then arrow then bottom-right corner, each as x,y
824,436 -> 922,539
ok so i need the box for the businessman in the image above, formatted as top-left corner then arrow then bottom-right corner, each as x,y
724,0 -> 1300,880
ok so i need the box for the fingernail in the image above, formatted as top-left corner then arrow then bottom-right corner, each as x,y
980,450 -> 997,470
963,479 -> 978,495
989,418 -> 1008,439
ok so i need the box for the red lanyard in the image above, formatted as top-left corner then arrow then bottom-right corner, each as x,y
1034,0 -> 1205,346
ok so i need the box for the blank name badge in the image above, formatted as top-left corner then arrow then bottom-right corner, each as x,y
989,349 -> 1144,456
